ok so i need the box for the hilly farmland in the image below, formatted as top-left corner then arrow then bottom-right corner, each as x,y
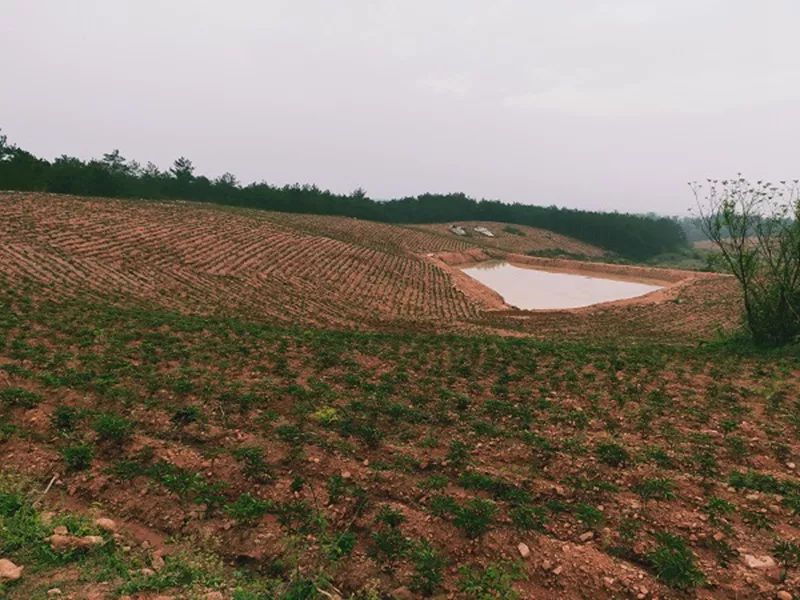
0,190 -> 798,600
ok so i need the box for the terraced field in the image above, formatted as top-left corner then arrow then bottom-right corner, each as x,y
410,221 -> 605,258
0,193 -> 482,329
0,192 -> 737,342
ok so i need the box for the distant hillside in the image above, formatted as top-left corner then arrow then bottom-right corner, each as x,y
0,131 -> 687,259
409,221 -> 604,257
0,193 -> 482,328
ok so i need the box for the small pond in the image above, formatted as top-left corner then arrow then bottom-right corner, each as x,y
461,261 -> 663,310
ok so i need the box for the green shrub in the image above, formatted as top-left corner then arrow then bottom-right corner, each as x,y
773,539 -> 800,567
0,387 -> 41,408
93,413 -> 133,446
411,539 -> 446,596
447,440 -> 471,467
62,444 -> 94,471
729,470 -> 793,494
453,498 -> 497,538
595,441 -> 629,467
0,491 -> 24,518
510,505 -> 547,532
574,503 -> 604,528
226,493 -> 274,524
429,494 -> 459,517
648,533 -> 704,589
52,405 -> 80,431
325,530 -> 357,561
370,527 -> 409,562
171,405 -> 202,425
233,447 -> 272,483
703,497 -> 735,525
375,504 -> 405,528
634,478 -> 676,501
458,561 -> 521,600
502,225 -> 526,236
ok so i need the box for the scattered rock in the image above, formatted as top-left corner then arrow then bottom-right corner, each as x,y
787,462 -> 796,470
517,542 -> 530,558
205,592 -> 224,600
0,558 -> 23,581
743,554 -> 776,569
52,525 -> 68,536
48,533 -> 104,552
95,517 -> 117,532
552,565 -> 563,576
777,591 -> 792,600
341,470 -> 352,479
541,559 -> 553,571
140,567 -> 155,577
766,567 -> 786,584
391,587 -> 414,600
47,589 -> 62,597
713,531 -> 725,542
151,550 -> 166,571
578,531 -> 594,542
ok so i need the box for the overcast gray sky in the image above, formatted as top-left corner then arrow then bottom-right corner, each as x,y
2,1 -> 798,214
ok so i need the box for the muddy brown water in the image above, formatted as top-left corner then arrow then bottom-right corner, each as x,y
461,260 -> 664,310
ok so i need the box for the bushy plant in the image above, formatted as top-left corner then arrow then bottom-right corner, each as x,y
411,540 -> 446,595
648,532 -> 704,589
93,413 -> 133,446
595,441 -> 630,467
62,443 -> 94,471
453,498 -> 497,538
225,493 -> 274,524
693,177 -> 800,345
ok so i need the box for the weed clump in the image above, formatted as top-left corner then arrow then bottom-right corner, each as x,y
62,444 -> 94,471
93,413 -> 133,447
648,532 -> 704,590
595,441 -> 630,467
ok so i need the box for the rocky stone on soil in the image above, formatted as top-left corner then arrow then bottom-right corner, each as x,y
743,554 -> 776,569
48,532 -> 104,552
94,517 -> 117,532
391,587 -> 414,600
517,542 -> 530,558
776,591 -> 792,600
0,558 -> 23,581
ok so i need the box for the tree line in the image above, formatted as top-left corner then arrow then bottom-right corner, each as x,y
0,131 -> 687,259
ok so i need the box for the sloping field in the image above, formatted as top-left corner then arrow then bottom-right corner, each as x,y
0,192 -> 736,342
1,292 -> 799,599
264,212 -> 475,255
410,221 -> 605,257
1,192 -> 797,600
0,193 -> 482,328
